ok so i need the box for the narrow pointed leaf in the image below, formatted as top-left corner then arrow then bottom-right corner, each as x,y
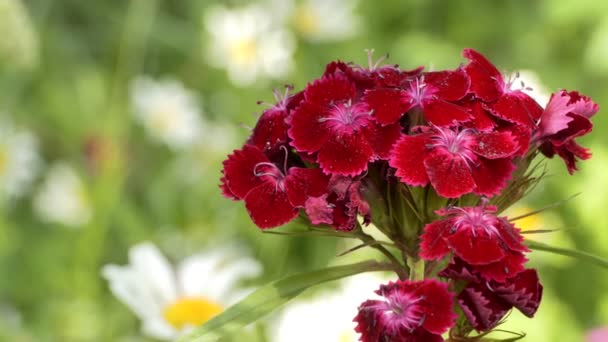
177,260 -> 393,342
526,240 -> 608,269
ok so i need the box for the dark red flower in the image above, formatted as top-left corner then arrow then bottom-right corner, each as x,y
247,86 -> 304,155
389,126 -> 518,198
537,90 -> 599,173
355,279 -> 456,342
463,48 -> 543,129
363,69 -> 471,126
288,74 -> 400,176
220,144 -> 328,229
420,203 -> 528,281
441,261 -> 543,332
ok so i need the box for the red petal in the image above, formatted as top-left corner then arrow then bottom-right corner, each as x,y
284,167 -> 329,207
462,48 -> 503,102
304,74 -> 356,106
331,199 -> 357,231
420,219 -> 451,260
472,158 -> 515,197
288,102 -> 331,153
304,195 -> 334,225
364,122 -> 402,160
221,145 -> 268,199
491,268 -> 543,317
464,101 -> 497,131
328,175 -> 354,199
375,65 -> 424,88
447,228 -> 505,265
498,219 -> 528,253
244,181 -> 298,229
555,140 -> 592,174
458,284 -> 510,331
317,133 -> 373,176
538,90 -> 577,137
498,124 -> 531,156
362,88 -> 409,125
549,113 -> 593,145
491,92 -> 543,128
219,176 -> 238,200
568,90 -> 599,117
389,134 -> 432,186
416,280 -> 457,334
422,99 -> 472,126
424,68 -> 470,101
248,108 -> 288,151
424,149 -> 476,198
438,257 -> 480,282
471,131 -> 518,159
476,251 -> 527,282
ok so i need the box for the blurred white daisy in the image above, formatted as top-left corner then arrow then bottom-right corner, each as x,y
0,118 -> 39,199
204,5 -> 295,86
291,0 -> 360,42
510,70 -> 551,107
33,163 -> 92,227
102,242 -> 262,341
0,0 -> 39,70
130,77 -> 204,150
271,272 -> 385,342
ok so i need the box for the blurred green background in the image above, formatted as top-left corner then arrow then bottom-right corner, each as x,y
0,0 -> 607,341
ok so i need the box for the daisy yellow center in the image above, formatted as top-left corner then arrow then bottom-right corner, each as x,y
163,297 -> 223,329
339,330 -> 356,342
230,38 -> 257,65
0,146 -> 8,177
150,106 -> 178,133
294,5 -> 319,35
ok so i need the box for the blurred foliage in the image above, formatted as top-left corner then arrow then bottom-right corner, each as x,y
0,0 -> 607,341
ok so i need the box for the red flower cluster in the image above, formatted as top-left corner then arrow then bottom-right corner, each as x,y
220,48 -> 598,341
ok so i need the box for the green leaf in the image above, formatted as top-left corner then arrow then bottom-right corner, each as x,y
526,240 -> 608,269
177,260 -> 393,342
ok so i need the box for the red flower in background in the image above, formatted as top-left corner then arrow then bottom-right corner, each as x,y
221,145 -> 328,229
288,74 -> 400,176
440,260 -> 543,331
355,279 -> 456,342
420,203 -> 528,281
389,126 -> 518,198
537,90 -> 599,173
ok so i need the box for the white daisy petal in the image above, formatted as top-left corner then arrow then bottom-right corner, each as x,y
101,265 -> 161,321
130,76 -> 204,149
177,247 -> 262,302
292,0 -> 360,42
0,118 -> 40,199
204,258 -> 262,302
128,243 -> 178,306
204,5 -> 295,86
141,317 -> 178,341
33,163 -> 91,227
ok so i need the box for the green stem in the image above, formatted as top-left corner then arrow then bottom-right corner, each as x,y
356,227 -> 409,279
408,257 -> 425,281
